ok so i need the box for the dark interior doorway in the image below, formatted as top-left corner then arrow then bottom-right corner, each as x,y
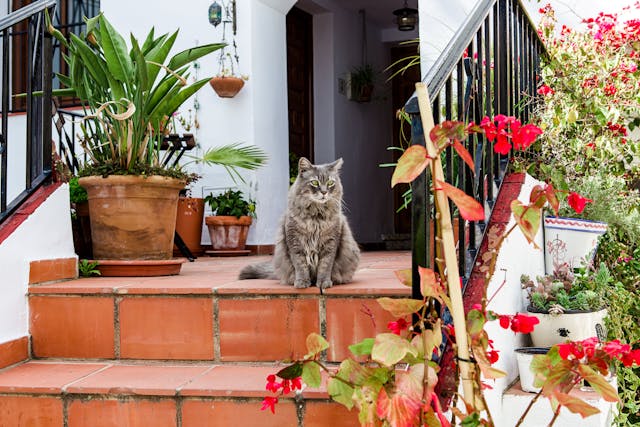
390,44 -> 420,234
286,6 -> 314,179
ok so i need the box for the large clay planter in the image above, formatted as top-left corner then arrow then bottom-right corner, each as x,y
543,216 -> 607,274
209,76 -> 245,98
527,307 -> 608,347
79,175 -> 185,260
205,215 -> 252,250
174,197 -> 205,256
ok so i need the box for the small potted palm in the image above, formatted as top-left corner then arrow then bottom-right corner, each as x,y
204,189 -> 255,254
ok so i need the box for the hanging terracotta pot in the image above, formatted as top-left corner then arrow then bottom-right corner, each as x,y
209,76 -> 245,98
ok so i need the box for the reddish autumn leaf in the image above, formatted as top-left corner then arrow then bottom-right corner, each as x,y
436,180 -> 484,221
430,121 -> 468,148
391,145 -> 429,188
577,365 -> 619,403
529,185 -> 548,209
554,392 -> 601,418
418,266 -> 439,298
394,269 -> 412,287
377,297 -> 423,317
511,200 -> 542,247
376,366 -> 424,427
452,139 -> 475,174
305,333 -> 329,356
545,184 -> 560,216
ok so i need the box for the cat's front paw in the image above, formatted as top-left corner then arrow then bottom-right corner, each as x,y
294,278 -> 311,289
317,279 -> 333,289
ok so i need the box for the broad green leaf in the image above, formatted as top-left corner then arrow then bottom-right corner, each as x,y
391,145 -> 429,187
376,297 -> 423,317
394,268 -> 412,287
328,376 -> 355,409
168,42 -> 226,70
554,391 -> 601,418
145,31 -> 177,86
276,362 -> 303,380
306,332 -> 329,356
372,333 -> 419,366
70,33 -> 108,88
140,27 -> 157,54
349,338 -> 375,357
301,362 -> 322,388
511,200 -> 542,247
354,385 -> 381,426
99,15 -> 133,83
453,139 -> 475,174
149,77 -> 210,124
436,180 -> 485,221
145,69 -> 187,115
131,36 -> 148,92
577,365 -> 619,403
466,309 -> 486,337
429,121 -> 468,147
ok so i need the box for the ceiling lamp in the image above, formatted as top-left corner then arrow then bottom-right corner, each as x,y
393,0 -> 418,31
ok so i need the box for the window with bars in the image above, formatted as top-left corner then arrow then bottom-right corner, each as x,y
9,0 -> 100,111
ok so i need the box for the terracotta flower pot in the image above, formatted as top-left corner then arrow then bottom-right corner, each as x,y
174,197 -> 205,256
79,175 -> 185,260
205,215 -> 252,250
209,76 -> 245,98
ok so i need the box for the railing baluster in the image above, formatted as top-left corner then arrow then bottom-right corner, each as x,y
1,29 -> 8,211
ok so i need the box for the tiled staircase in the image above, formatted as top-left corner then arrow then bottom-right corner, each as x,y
0,251 -> 410,426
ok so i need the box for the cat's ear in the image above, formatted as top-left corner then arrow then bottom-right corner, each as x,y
298,157 -> 313,173
329,158 -> 343,171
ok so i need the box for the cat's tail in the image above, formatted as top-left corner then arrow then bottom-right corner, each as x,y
238,261 -> 277,280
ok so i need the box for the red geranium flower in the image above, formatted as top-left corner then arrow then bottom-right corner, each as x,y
261,396 -> 278,414
387,318 -> 409,335
567,191 -> 593,214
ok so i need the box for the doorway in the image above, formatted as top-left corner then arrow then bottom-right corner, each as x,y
286,6 -> 314,179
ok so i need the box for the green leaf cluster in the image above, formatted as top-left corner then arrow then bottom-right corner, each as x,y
204,189 -> 255,218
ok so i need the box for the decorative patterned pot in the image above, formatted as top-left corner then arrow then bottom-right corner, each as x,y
205,215 -> 252,250
543,216 -> 607,274
209,76 -> 245,98
79,175 -> 185,260
527,307 -> 608,347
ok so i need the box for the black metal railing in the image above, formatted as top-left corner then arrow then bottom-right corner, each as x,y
53,103 -> 84,175
0,0 -> 56,223
405,0 -> 546,299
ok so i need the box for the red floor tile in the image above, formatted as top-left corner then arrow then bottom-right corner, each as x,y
67,398 -> 177,427
181,399 -> 298,427
30,296 -> 115,358
119,297 -> 214,360
0,361 -> 107,394
0,336 -> 28,369
0,395 -> 63,427
304,401 -> 360,426
179,365 -> 279,397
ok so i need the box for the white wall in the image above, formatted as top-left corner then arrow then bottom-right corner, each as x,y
481,174 -> 546,421
0,185 -> 76,343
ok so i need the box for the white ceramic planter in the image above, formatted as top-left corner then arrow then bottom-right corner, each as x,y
543,216 -> 607,274
527,308 -> 607,347
515,347 -> 550,393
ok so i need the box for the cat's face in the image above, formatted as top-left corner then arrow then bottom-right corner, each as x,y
296,158 -> 343,204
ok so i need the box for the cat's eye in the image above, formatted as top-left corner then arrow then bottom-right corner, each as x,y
310,180 -> 320,187
327,180 -> 335,187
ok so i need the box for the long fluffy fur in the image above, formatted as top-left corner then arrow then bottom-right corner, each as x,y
239,157 -> 360,288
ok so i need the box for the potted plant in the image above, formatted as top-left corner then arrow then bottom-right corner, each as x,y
47,13 -> 267,266
348,64 -> 375,103
521,262 -> 611,347
204,189 -> 255,253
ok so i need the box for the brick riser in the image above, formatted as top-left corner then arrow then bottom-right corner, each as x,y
28,253 -> 409,363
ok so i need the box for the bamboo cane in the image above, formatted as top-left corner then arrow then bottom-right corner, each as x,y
414,82 -> 479,409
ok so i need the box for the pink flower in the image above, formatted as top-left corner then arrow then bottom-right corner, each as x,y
261,396 -> 278,414
567,191 -> 593,214
537,84 -> 554,96
387,318 -> 409,335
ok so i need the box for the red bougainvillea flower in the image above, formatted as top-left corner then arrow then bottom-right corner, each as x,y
387,318 -> 409,335
497,313 -> 540,334
537,84 -> 554,95
266,374 -> 281,393
261,396 -> 278,414
567,191 -> 593,214
499,315 -> 511,329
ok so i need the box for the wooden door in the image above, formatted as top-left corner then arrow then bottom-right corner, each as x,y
391,44 -> 421,234
286,6 -> 314,176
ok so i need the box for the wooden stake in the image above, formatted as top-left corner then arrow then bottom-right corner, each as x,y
414,82 -> 479,409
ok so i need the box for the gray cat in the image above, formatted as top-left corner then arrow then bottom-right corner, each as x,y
239,157 -> 360,289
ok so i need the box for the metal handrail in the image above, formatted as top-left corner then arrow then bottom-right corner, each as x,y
0,0 -> 56,31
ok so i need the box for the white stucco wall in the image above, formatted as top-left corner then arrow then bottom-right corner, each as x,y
480,174 -> 546,422
0,185 -> 76,343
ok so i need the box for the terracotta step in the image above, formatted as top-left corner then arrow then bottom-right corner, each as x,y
0,360 -> 359,426
28,252 -> 410,363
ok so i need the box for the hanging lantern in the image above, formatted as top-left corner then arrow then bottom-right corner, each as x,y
209,1 -> 222,27
393,0 -> 418,31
